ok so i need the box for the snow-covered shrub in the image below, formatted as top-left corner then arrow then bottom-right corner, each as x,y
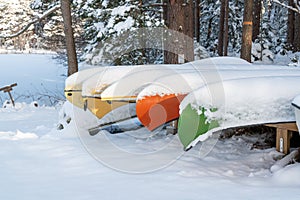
194,42 -> 210,60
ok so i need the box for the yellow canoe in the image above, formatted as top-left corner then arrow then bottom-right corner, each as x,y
64,67 -> 109,108
83,96 -> 131,119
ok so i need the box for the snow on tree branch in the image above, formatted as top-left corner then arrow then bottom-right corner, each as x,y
272,0 -> 300,14
0,4 -> 61,39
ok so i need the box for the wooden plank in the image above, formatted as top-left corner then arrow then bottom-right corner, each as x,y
265,122 -> 298,132
0,83 -> 17,92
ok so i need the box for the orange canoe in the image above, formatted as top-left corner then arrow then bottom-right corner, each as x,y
136,94 -> 187,131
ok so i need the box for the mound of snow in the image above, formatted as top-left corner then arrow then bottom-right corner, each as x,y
0,130 -> 38,140
272,163 -> 300,186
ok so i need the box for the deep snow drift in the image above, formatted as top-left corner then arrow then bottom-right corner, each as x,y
0,54 -> 299,200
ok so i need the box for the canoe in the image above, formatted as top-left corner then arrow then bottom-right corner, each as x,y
64,67 -> 107,108
292,95 -> 300,131
178,76 -> 300,150
84,97 -> 130,119
81,66 -> 139,118
136,94 -> 187,131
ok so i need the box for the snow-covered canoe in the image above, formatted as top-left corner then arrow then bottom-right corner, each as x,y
292,95 -> 300,132
178,76 -> 300,150
81,66 -> 140,118
136,65 -> 300,131
64,67 -> 107,108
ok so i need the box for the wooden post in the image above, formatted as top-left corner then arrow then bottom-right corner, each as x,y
265,122 -> 299,155
276,128 -> 291,154
6,89 -> 15,107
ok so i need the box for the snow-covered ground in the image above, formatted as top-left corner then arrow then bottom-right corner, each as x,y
0,54 -> 66,106
0,54 -> 299,200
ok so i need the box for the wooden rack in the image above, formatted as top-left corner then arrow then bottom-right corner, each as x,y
0,83 -> 17,107
265,122 -> 299,154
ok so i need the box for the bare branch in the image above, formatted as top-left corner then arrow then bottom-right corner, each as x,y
294,0 -> 300,11
0,4 -> 61,39
272,0 -> 300,14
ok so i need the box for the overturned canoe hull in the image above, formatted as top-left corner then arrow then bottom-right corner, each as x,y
178,104 -> 219,150
178,76 -> 300,150
64,67 -> 109,108
136,94 -> 187,131
292,96 -> 300,132
84,97 -> 129,119
64,90 -> 85,108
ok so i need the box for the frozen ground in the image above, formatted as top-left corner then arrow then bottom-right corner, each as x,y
0,54 -> 299,200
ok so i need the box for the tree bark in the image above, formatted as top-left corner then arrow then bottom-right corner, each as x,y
194,0 -> 200,42
287,0 -> 295,48
164,0 -> 194,64
223,0 -> 229,56
60,0 -> 78,76
241,0 -> 254,62
218,0 -> 226,56
252,0 -> 262,41
294,11 -> 300,51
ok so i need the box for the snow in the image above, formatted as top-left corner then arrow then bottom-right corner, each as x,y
138,64 -> 300,99
293,95 -> 300,107
100,57 -> 253,99
1,54 -> 300,200
114,16 -> 135,34
65,67 -> 107,90
81,66 -> 138,96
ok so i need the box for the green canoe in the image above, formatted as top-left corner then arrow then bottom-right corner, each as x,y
178,104 -> 219,150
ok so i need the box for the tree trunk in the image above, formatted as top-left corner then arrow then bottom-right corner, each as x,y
288,0 -> 295,48
194,0 -> 200,42
294,12 -> 300,51
60,0 -> 78,76
252,0 -> 261,41
241,0 -> 254,62
164,0 -> 194,64
223,0 -> 229,56
218,0 -> 226,56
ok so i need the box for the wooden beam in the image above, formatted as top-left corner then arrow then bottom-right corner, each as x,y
0,83 -> 17,107
265,122 -> 298,132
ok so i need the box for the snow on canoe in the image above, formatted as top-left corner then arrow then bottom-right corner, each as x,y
292,95 -> 300,132
99,57 -> 254,102
178,76 -> 300,150
137,65 -> 300,131
81,66 -> 140,118
64,67 -> 107,108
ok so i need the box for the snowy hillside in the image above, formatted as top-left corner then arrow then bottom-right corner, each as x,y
0,54 -> 300,200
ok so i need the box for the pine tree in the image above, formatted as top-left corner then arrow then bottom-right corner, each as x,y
31,0 -> 83,51
252,0 -> 288,62
75,0 -> 164,65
